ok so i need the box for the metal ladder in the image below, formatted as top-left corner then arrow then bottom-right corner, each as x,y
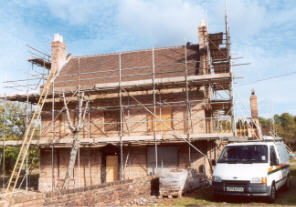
5,64 -> 58,194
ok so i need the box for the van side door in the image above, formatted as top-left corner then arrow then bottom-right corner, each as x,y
275,143 -> 290,186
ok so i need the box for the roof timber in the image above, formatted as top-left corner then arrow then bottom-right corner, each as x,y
0,133 -> 234,147
53,72 -> 232,94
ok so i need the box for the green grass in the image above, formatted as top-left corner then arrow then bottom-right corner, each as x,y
157,160 -> 296,207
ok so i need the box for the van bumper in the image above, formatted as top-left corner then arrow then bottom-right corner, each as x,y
212,182 -> 270,197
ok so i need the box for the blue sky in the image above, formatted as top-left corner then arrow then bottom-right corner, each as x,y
0,0 -> 296,118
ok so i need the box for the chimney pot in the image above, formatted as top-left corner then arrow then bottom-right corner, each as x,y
251,88 -> 255,95
200,19 -> 207,27
54,33 -> 63,42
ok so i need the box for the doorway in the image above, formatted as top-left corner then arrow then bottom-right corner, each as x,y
106,155 -> 118,182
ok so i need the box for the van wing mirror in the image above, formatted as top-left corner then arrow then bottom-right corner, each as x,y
271,158 -> 280,166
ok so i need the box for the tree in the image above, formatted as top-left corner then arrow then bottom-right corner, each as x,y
274,113 -> 296,142
0,102 -> 39,173
0,103 -> 27,139
62,91 -> 89,190
259,117 -> 273,136
259,113 -> 296,143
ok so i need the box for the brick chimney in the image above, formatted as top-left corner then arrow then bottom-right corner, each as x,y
250,89 -> 258,119
198,20 -> 209,75
51,33 -> 66,72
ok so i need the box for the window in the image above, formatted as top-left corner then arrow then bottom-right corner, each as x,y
270,146 -> 278,166
104,110 -> 120,132
218,145 -> 268,164
148,106 -> 172,131
147,146 -> 178,174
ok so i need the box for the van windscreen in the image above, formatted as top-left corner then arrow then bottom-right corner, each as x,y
218,145 -> 268,164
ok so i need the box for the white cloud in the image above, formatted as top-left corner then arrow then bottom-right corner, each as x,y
44,0 -> 117,26
44,0 -> 98,25
227,0 -> 267,37
0,2 -> 45,94
117,0 -> 270,46
118,0 -> 207,46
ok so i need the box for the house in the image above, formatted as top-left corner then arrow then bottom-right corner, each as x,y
3,21 -> 259,192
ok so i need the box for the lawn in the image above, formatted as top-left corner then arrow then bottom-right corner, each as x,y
157,160 -> 296,207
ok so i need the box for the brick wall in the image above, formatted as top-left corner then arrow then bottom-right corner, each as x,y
124,147 -> 148,179
39,142 -> 216,191
1,191 -> 44,207
41,89 -> 206,140
39,148 -> 102,192
3,176 -> 158,207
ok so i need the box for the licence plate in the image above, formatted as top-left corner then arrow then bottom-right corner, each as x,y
226,186 -> 244,192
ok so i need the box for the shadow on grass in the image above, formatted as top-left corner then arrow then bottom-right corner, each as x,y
179,160 -> 296,206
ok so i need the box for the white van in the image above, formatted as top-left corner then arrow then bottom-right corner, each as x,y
212,140 -> 290,202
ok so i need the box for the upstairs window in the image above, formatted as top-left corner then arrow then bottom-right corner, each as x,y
148,106 -> 172,131
104,110 -> 120,132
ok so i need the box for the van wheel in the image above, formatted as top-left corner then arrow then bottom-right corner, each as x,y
285,175 -> 291,190
267,183 -> 276,203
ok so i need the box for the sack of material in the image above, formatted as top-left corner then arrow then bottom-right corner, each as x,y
159,169 -> 188,191
159,168 -> 206,197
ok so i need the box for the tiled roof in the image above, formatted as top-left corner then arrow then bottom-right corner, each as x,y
54,44 -> 200,90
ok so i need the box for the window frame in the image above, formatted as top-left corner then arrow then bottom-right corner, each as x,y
104,110 -> 120,132
269,145 -> 279,166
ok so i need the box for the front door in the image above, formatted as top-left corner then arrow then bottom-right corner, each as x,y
106,155 -> 118,182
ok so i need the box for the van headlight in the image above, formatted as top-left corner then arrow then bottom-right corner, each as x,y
251,177 -> 267,184
213,176 -> 222,182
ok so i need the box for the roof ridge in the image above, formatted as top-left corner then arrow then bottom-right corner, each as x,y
72,44 -> 198,59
